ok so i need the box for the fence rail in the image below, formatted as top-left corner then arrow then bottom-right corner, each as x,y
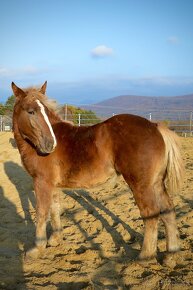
1,110 -> 193,136
61,110 -> 193,135
0,115 -> 12,132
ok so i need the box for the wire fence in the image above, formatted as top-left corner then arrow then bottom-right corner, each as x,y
61,110 -> 193,136
1,110 -> 193,136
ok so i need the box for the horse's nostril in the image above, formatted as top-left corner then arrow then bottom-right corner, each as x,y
45,138 -> 55,152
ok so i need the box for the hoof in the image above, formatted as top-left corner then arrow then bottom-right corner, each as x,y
48,235 -> 61,247
137,255 -> 157,266
138,251 -> 156,261
25,247 -> 42,260
163,252 -> 179,268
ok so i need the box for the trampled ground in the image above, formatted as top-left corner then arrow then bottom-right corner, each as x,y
0,132 -> 193,289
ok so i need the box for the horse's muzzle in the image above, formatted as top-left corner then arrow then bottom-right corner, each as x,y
39,137 -> 56,154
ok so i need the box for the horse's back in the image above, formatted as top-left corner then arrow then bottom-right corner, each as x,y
103,114 -> 166,184
104,114 -> 163,147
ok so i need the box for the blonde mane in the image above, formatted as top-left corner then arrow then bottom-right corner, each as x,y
23,86 -> 59,112
23,86 -> 73,124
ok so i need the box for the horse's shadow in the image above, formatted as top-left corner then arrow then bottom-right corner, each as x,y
4,161 -> 36,250
60,189 -> 142,289
4,161 -> 141,259
9,137 -> 18,149
64,189 -> 142,260
180,196 -> 193,210
0,185 -> 27,289
3,161 -> 142,288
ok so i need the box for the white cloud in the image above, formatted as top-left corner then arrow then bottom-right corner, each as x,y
0,66 -> 52,78
91,45 -> 114,57
0,67 -> 10,76
167,36 -> 179,44
126,76 -> 193,86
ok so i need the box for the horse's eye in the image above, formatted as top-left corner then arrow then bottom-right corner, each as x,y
28,109 -> 35,115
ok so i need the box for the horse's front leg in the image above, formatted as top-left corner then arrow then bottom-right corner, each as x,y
26,178 -> 52,259
48,190 -> 62,247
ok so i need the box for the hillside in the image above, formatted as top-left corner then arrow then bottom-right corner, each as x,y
82,94 -> 193,118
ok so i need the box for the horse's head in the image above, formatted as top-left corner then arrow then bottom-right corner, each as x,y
12,82 -> 57,155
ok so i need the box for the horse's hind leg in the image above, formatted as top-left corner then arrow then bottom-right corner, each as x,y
160,191 -> 180,252
139,216 -> 159,260
137,184 -> 180,264
132,185 -> 160,260
48,190 -> 62,247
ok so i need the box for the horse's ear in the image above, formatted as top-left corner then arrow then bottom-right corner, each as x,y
39,81 -> 47,95
11,82 -> 26,99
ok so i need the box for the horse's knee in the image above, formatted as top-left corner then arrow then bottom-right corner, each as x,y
160,190 -> 174,211
133,187 -> 161,219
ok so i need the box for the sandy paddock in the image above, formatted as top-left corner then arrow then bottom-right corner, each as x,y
0,132 -> 193,290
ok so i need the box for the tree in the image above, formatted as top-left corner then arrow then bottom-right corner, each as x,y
0,103 -> 6,115
0,95 -> 15,116
5,95 -> 15,112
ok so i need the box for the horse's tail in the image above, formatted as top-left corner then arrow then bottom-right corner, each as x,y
158,124 -> 184,194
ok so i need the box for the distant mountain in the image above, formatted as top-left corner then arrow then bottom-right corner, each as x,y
82,94 -> 193,120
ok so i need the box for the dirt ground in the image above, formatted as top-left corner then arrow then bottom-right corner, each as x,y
0,132 -> 193,290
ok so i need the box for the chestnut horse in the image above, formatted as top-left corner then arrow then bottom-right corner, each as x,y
12,82 -> 184,262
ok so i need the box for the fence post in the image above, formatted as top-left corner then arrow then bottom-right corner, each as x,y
78,113 -> 81,126
190,111 -> 192,136
0,115 -> 2,132
64,104 -> 68,121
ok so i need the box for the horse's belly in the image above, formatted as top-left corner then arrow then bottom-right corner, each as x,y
59,166 -> 118,190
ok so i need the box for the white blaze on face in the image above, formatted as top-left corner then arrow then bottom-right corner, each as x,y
36,100 -> 57,149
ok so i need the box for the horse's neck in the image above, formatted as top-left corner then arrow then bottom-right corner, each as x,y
47,109 -> 62,125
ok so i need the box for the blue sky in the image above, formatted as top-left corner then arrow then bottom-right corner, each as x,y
1,0 -> 193,105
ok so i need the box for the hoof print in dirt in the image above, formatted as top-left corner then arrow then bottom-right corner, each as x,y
75,245 -> 87,254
